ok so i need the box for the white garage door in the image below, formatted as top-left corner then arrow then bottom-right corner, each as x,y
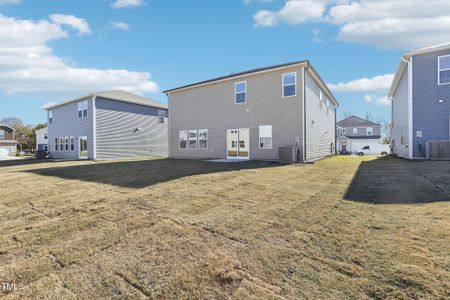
0,146 -> 13,156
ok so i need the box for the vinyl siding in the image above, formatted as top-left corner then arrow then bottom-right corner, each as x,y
392,66 -> 410,158
0,126 -> 14,140
48,98 -> 94,159
169,65 -> 304,160
337,126 -> 381,137
304,71 -> 336,161
412,49 -> 450,157
95,98 -> 168,159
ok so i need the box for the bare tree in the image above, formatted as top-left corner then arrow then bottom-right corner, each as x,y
341,111 -> 353,119
365,111 -> 374,121
377,118 -> 392,144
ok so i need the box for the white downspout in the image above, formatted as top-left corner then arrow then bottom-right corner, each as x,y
406,56 -> 413,159
92,95 -> 97,160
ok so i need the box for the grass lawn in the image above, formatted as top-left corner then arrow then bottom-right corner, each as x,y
0,156 -> 449,299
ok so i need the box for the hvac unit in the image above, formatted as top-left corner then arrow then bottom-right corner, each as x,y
427,141 -> 450,159
278,146 -> 298,164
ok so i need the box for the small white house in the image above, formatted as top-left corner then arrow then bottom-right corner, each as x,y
35,127 -> 48,151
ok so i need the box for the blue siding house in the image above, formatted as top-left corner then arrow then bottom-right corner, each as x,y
45,90 -> 168,160
390,43 -> 450,159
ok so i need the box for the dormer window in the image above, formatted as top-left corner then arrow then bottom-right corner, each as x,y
235,81 -> 246,104
438,55 -> 450,85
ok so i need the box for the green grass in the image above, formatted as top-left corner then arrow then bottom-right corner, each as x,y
0,156 -> 449,299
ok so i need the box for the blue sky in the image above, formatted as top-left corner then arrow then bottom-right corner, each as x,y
0,0 -> 448,125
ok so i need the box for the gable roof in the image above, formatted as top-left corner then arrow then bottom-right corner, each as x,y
337,115 -> 380,127
389,42 -> 450,98
44,90 -> 167,110
0,124 -> 14,131
163,60 -> 339,107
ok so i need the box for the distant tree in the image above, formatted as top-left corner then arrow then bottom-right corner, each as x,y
365,111 -> 374,121
0,117 -> 23,128
15,124 -> 33,152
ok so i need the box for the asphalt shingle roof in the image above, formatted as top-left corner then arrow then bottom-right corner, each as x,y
337,115 -> 380,128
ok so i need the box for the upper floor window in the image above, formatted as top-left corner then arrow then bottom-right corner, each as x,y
342,128 -> 346,134
44,133 -> 48,140
48,111 -> 53,124
353,128 -> 358,134
438,55 -> 450,85
367,127 -> 373,135
235,81 -> 246,104
0,130 -> 4,139
282,72 -> 296,97
158,110 -> 165,123
78,101 -> 88,118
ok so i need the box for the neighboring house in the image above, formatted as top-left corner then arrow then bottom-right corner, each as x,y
45,90 -> 168,160
35,127 -> 48,151
0,124 -> 17,156
164,61 -> 339,162
389,42 -> 450,159
336,115 -> 382,153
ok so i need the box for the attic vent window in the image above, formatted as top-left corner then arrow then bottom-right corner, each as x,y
438,55 -> 450,85
282,72 -> 296,97
158,110 -> 165,123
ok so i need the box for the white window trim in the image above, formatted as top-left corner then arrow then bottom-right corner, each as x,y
282,72 -> 297,98
78,101 -> 88,118
353,128 -> 358,134
259,125 -> 273,150
48,111 -> 53,124
235,81 -> 247,104
59,137 -> 63,151
367,127 -> 373,136
70,136 -> 75,151
188,129 -> 198,149
438,55 -> 450,85
179,130 -> 187,149
54,138 -> 58,151
342,128 -> 346,134
65,136 -> 69,151
158,110 -> 165,123
198,129 -> 208,149
0,130 -> 4,139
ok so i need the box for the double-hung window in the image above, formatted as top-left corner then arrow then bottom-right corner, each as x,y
282,72 -> 296,97
65,137 -> 69,151
70,136 -> 75,151
198,129 -> 208,149
438,55 -> 450,85
235,81 -> 246,104
44,133 -> 48,140
158,110 -> 165,123
259,125 -> 272,149
188,130 -> 198,149
78,101 -> 88,118
0,130 -> 4,139
59,137 -> 63,151
353,128 -> 358,134
179,130 -> 187,149
367,127 -> 373,136
342,128 -> 346,134
54,138 -> 58,151
49,111 -> 53,124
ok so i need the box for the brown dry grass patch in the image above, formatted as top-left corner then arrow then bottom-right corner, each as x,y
0,156 -> 449,299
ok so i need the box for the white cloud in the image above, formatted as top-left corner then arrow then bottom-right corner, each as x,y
109,21 -> 130,31
328,74 -> 394,92
111,0 -> 144,9
254,0 -> 326,27
364,94 -> 391,107
49,14 -> 91,35
0,14 -> 158,96
252,0 -> 450,49
0,0 -> 20,5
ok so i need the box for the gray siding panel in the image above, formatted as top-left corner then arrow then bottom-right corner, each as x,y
392,66 -> 410,158
412,49 -> 450,157
95,98 -> 168,159
304,71 -> 336,161
337,126 -> 381,137
48,98 -> 94,159
169,66 -> 304,160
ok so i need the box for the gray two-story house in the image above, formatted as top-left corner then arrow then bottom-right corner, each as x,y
0,124 -> 17,156
164,61 -> 339,162
390,42 -> 450,159
45,90 -> 168,160
337,115 -> 382,153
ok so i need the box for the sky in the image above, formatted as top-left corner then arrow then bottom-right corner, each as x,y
0,0 -> 449,126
